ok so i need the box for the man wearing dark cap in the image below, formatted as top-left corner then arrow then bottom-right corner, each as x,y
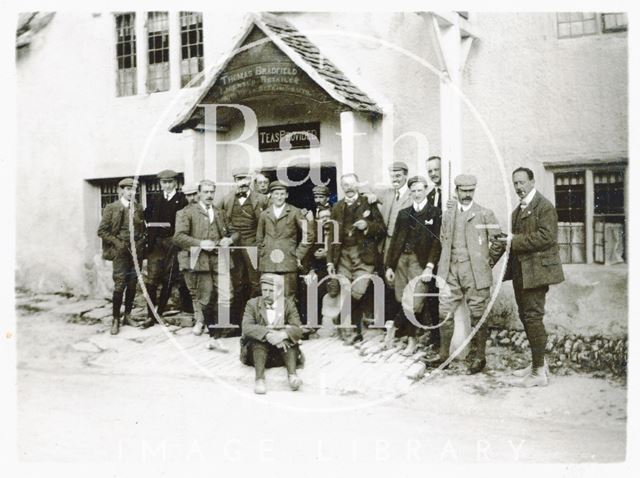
327,173 -> 386,344
174,179 -> 238,352
175,183 -> 206,335
241,273 -> 304,394
143,170 -> 191,327
384,176 -> 442,355
427,174 -> 503,374
218,168 -> 269,331
256,181 -> 314,299
312,184 -> 332,220
98,178 -> 146,335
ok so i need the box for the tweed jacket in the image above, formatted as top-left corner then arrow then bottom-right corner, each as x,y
218,189 -> 269,246
327,194 -> 386,267
438,202 -> 503,291
385,203 -> 442,271
241,295 -> 303,343
256,203 -> 314,273
97,199 -> 146,261
173,203 -> 239,272
502,191 -> 565,289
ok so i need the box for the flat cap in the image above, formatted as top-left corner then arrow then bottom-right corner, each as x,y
182,183 -> 198,195
312,185 -> 330,196
269,181 -> 287,192
260,273 -> 282,286
407,175 -> 429,189
388,161 -> 409,173
118,178 -> 137,188
231,167 -> 250,179
157,169 -> 178,180
454,174 -> 477,188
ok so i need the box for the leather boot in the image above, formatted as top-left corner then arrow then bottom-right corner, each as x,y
425,314 -> 453,367
110,315 -> 120,335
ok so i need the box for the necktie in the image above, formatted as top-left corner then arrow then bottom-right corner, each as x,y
520,199 -> 527,209
236,192 -> 247,198
207,206 -> 214,224
395,190 -> 400,201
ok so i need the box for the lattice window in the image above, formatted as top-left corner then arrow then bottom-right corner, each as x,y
147,11 -> 170,93
555,172 -> 586,263
602,12 -> 628,33
180,12 -> 204,87
593,171 -> 625,264
99,178 -> 141,211
115,13 -> 137,97
557,12 -> 598,38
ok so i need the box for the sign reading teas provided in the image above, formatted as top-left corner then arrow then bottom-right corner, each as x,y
258,122 -> 320,152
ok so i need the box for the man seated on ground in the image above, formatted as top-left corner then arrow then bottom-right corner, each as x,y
241,274 -> 304,395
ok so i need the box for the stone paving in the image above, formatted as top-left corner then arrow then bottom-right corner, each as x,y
14,290 -> 626,399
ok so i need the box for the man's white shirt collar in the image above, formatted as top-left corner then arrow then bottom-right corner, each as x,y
460,201 -> 474,212
273,204 -> 286,218
120,197 -> 130,208
397,184 -> 408,198
165,190 -> 176,201
413,197 -> 428,212
520,188 -> 537,208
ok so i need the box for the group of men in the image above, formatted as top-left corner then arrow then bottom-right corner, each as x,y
98,155 -> 564,394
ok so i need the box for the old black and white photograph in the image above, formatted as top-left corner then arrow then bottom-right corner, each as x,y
1,0 -> 637,475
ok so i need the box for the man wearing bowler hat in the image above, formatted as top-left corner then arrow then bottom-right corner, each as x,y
98,178 -> 146,335
426,174 -> 503,375
256,181 -> 314,300
143,169 -> 191,327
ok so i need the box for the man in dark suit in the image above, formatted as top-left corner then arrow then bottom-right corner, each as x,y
241,273 -> 304,394
426,156 -> 443,209
495,167 -> 565,387
98,178 -> 146,335
143,169 -> 190,326
384,176 -> 442,356
219,168 -> 269,330
174,180 -> 239,352
327,173 -> 386,344
256,181 -> 314,299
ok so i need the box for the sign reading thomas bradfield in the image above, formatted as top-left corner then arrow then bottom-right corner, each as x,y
258,122 -> 321,152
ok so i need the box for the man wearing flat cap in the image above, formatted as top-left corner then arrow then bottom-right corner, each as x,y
174,183 -> 206,334
174,179 -> 239,352
366,161 -> 414,341
143,169 -> 191,327
218,168 -> 269,328
384,176 -> 442,356
240,273 -> 304,394
256,181 -> 314,300
426,174 -> 503,375
327,173 -> 386,344
98,178 -> 146,335
312,184 -> 332,220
